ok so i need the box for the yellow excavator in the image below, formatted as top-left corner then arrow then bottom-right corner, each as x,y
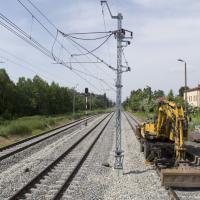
139,99 -> 200,188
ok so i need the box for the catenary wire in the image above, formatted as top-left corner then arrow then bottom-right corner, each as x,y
69,33 -> 113,57
18,0 -> 116,89
0,19 -> 110,92
16,0 -> 115,87
3,0 -> 115,94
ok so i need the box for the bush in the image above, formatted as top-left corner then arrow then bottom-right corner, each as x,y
2,123 -> 32,136
26,119 -> 46,130
46,118 -> 56,126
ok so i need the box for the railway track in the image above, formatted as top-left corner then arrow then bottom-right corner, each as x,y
0,115 -> 95,162
124,111 -> 200,200
6,112 -> 113,199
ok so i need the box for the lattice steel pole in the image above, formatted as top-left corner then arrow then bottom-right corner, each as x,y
101,1 -> 132,170
115,13 -> 124,169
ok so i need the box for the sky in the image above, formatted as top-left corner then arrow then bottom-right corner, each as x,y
0,0 -> 200,101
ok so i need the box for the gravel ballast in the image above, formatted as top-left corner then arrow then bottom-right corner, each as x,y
63,113 -> 170,200
0,115 -> 106,199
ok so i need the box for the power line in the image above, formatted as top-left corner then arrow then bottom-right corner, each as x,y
64,33 -> 115,85
63,31 -> 111,35
101,3 -> 113,67
16,0 -> 115,88
22,0 -> 114,70
66,33 -> 112,41
0,17 -> 110,92
0,19 -> 52,58
59,30 -> 116,71
69,33 -> 113,57
0,48 -> 61,82
25,0 -> 57,29
1,1 -> 115,94
122,48 -> 130,68
0,54 -> 52,81
72,68 -> 115,91
19,0 -> 116,90
63,65 -> 102,93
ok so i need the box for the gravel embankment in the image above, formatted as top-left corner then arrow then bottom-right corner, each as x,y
61,113 -> 115,200
62,114 -> 170,200
25,114 -> 112,199
0,115 -> 105,199
103,114 -> 169,200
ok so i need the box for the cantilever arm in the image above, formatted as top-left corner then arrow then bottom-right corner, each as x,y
101,1 -> 118,19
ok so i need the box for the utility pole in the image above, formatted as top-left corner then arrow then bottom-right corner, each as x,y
101,1 -> 132,170
104,93 -> 107,109
85,88 -> 89,115
90,92 -> 92,110
73,84 -> 79,116
178,59 -> 188,113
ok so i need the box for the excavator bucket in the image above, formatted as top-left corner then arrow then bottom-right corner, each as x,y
161,167 -> 200,188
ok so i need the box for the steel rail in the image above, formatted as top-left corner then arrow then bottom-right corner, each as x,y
53,112 -> 114,199
0,115 -> 95,161
124,111 -> 180,200
8,112 -> 113,200
124,112 -> 138,132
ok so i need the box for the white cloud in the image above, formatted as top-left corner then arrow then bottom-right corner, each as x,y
1,0 -> 200,100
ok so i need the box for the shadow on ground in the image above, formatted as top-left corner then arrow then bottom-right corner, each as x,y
123,169 -> 154,175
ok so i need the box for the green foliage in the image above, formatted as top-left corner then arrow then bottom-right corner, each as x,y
0,109 -> 112,137
174,95 -> 184,107
0,116 -> 57,137
0,69 -> 113,138
178,86 -> 189,97
0,69 -> 113,119
123,86 -> 165,114
0,69 -> 16,118
167,89 -> 174,101
0,122 -> 32,136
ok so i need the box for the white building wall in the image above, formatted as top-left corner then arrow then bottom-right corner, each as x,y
198,90 -> 200,107
185,90 -> 200,107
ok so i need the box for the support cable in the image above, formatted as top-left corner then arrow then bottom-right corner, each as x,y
23,0 -> 113,69
69,33 -> 113,57
59,30 -> 116,71
122,49 -> 130,68
0,54 -> 53,81
67,33 -> 112,41
0,19 -> 111,92
0,47 -> 59,81
17,0 -> 116,88
16,0 -> 115,89
101,3 -> 113,66
2,0 -> 115,94
62,36 -> 115,85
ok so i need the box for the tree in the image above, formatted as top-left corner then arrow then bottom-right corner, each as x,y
153,90 -> 165,99
0,69 -> 16,118
16,77 -> 33,115
32,75 -> 49,114
167,89 -> 174,101
0,69 -> 113,118
179,86 -> 189,97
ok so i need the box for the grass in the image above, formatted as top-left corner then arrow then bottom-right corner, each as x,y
128,110 -> 154,122
189,111 -> 200,131
0,116 -> 58,137
0,108 -> 112,147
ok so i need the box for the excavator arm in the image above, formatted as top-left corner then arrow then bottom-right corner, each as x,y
140,100 -> 200,188
144,100 -> 186,162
